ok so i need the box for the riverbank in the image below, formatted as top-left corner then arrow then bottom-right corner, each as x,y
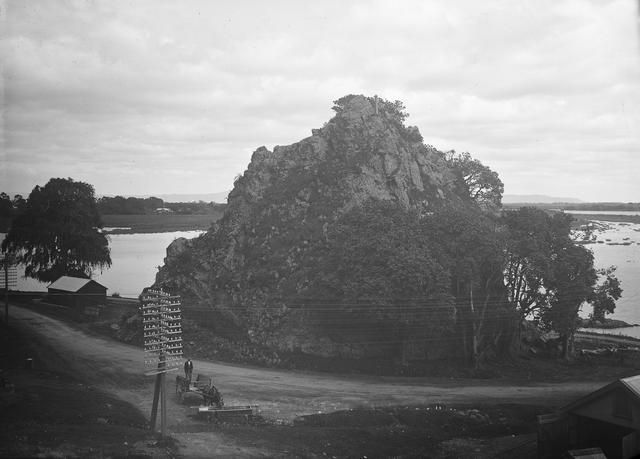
569,213 -> 640,226
0,213 -> 223,234
577,317 -> 639,329
102,213 -> 221,234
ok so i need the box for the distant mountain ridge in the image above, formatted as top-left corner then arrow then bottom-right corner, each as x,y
502,194 -> 583,204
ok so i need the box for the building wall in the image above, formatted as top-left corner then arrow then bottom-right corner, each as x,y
572,391 -> 640,430
47,288 -> 74,307
77,284 -> 106,307
48,282 -> 107,309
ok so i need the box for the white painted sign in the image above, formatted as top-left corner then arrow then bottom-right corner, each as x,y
141,288 -> 183,374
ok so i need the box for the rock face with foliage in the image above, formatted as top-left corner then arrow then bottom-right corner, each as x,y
156,95 -> 503,362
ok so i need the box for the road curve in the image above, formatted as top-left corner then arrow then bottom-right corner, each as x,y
10,304 -> 604,424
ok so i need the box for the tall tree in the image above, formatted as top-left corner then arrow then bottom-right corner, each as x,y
425,206 -> 508,367
502,207 -> 557,344
590,267 -> 622,322
0,193 -> 12,218
11,194 -> 27,215
541,242 -> 597,359
1,178 -> 111,282
503,208 -> 622,358
444,151 -> 504,211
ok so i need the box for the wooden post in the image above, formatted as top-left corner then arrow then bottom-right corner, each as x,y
150,372 -> 161,431
160,371 -> 167,437
142,288 -> 183,437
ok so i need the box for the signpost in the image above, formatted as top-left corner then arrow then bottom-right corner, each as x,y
0,255 -> 17,324
141,288 -> 183,437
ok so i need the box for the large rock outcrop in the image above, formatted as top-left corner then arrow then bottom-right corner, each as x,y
156,95 -> 470,358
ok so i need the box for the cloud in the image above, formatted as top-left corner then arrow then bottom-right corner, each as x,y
2,0 -> 639,201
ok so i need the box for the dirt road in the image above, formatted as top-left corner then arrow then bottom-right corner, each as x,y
10,304 -> 606,417
7,304 -> 613,457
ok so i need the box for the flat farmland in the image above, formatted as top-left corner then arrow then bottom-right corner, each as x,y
102,213 -> 221,233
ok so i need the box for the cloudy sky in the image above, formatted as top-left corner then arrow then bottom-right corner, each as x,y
2,0 -> 639,202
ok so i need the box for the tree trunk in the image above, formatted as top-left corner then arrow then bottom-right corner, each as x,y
469,284 -> 481,369
562,334 -> 571,360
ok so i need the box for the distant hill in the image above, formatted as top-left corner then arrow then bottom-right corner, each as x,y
502,194 -> 583,204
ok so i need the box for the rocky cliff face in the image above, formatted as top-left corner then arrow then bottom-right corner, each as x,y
156,95 -> 468,358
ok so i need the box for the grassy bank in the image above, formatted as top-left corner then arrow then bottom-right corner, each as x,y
102,213 -> 220,233
569,213 -> 640,224
1,213 -> 222,234
0,322 -> 176,458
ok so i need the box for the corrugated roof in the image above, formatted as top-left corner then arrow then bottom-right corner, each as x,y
48,276 -> 104,292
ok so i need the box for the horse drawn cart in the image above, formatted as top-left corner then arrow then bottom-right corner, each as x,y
175,373 -> 256,422
176,373 -> 223,406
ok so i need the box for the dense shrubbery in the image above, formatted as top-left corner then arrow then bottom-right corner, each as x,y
97,195 -> 225,215
97,196 -> 164,214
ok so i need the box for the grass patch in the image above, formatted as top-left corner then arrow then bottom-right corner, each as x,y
102,213 -> 221,233
0,323 -> 173,458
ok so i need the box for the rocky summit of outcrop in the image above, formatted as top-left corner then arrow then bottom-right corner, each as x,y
155,95 -> 469,358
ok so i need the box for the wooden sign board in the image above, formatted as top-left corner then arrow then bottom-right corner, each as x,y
141,288 -> 183,374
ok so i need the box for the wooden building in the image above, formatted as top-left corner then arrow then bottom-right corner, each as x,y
47,276 -> 107,309
538,375 -> 640,459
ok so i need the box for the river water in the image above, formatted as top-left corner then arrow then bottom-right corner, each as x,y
0,231 -> 204,297
577,219 -> 640,338
2,216 -> 639,336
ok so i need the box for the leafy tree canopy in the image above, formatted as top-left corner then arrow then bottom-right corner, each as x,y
590,266 -> 623,322
1,178 -> 111,282
502,207 -> 562,320
502,207 -> 621,357
444,151 -> 504,211
425,206 -> 509,364
332,94 -> 409,125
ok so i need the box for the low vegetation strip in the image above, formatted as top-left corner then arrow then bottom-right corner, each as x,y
570,213 -> 640,224
102,213 -> 219,233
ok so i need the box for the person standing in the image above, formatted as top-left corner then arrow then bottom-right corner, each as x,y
184,358 -> 193,381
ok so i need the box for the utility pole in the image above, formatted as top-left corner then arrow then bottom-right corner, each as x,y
142,288 -> 183,438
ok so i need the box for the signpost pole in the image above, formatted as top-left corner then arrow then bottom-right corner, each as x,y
150,372 -> 161,431
142,288 -> 183,438
160,371 -> 167,437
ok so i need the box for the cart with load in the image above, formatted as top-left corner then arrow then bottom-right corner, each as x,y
175,373 -> 256,422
